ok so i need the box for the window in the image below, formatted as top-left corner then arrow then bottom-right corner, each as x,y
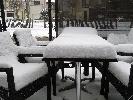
7,12 -> 14,17
82,0 -> 89,8
34,1 -> 40,5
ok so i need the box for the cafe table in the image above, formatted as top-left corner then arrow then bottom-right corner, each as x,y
43,27 -> 117,100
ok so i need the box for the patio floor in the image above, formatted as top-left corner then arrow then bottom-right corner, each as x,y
27,68 -> 124,100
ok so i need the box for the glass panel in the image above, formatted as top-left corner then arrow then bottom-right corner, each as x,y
4,0 -> 55,41
57,0 -> 132,39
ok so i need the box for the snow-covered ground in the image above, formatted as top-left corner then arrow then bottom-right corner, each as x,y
7,21 -> 56,38
27,68 -> 124,100
7,20 -> 131,40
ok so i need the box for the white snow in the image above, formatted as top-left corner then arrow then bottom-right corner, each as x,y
109,61 -> 130,86
107,28 -> 133,53
59,27 -> 98,37
0,31 -> 48,90
25,57 -> 43,63
13,28 -> 50,47
13,29 -> 37,47
0,55 -> 48,90
127,28 -> 133,43
107,33 -> 128,45
7,21 -> 56,37
0,31 -> 46,55
116,55 -> 133,63
44,27 -> 117,59
0,31 -> 18,56
17,46 -> 46,54
36,41 -> 50,46
115,44 -> 133,53
107,28 -> 133,45
0,20 -> 127,100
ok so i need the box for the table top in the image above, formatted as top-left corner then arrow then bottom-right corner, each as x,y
43,27 -> 117,61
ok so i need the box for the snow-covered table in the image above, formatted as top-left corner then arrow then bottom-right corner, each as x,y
43,27 -> 117,100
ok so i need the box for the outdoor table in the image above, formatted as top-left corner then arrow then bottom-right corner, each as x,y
43,27 -> 117,100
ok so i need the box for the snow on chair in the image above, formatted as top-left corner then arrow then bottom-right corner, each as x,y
107,29 -> 133,63
12,28 -> 68,95
0,31 -> 51,100
12,29 -> 50,63
105,61 -> 133,100
13,29 -> 50,47
107,28 -> 133,45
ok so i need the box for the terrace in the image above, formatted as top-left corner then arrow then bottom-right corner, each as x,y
0,0 -> 133,100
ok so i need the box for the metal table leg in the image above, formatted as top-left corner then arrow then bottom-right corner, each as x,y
76,62 -> 81,100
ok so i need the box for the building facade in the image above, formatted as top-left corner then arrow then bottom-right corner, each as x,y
58,0 -> 133,21
4,0 -> 49,20
58,0 -> 104,20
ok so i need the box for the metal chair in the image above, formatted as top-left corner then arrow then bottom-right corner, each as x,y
0,31 -> 51,100
107,61 -> 133,100
107,31 -> 133,63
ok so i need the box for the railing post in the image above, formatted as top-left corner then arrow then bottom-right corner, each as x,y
48,0 -> 52,41
55,0 -> 58,37
1,0 -> 7,31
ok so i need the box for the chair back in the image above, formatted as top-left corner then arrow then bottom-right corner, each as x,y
107,33 -> 128,45
0,31 -> 18,56
13,29 -> 36,47
128,28 -> 133,43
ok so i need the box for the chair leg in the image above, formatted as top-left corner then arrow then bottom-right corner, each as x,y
47,74 -> 51,100
61,67 -> 65,81
92,66 -> 95,81
46,61 -> 52,100
52,74 -> 56,96
58,61 -> 65,81
83,62 -> 89,76
100,62 -> 109,98
100,62 -> 107,95
83,66 -> 89,76
104,77 -> 109,100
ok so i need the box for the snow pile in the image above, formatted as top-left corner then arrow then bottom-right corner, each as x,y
107,28 -> 133,53
109,61 -> 130,86
17,46 -> 46,54
0,31 -> 48,90
115,44 -> 133,53
36,41 -> 50,46
59,27 -> 98,37
116,55 -> 133,63
0,55 -> 48,90
127,28 -> 133,43
0,31 -> 18,56
7,21 -> 56,37
44,27 -> 117,59
107,33 -> 128,45
107,28 -> 133,45
13,29 -> 36,47
13,28 -> 50,47
0,31 -> 46,55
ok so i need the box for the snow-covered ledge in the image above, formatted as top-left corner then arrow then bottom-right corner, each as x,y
115,44 -> 133,53
35,41 -> 50,46
17,46 -> 46,54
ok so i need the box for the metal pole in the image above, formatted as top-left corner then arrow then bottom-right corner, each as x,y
55,0 -> 58,37
48,0 -> 52,41
1,0 -> 7,31
76,62 -> 81,100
